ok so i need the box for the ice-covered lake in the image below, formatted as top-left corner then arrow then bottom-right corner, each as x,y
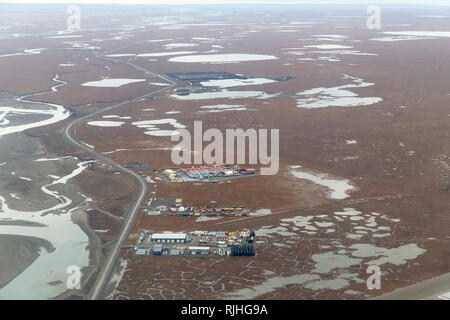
199,78 -> 276,88
171,89 -> 280,100
132,118 -> 186,137
290,167 -> 355,199
169,53 -> 278,63
296,75 -> 382,109
87,121 -> 125,127
81,78 -> 146,88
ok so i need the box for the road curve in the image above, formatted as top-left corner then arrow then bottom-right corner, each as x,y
63,57 -> 176,300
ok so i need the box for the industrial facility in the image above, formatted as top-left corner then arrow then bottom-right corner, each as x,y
157,165 -> 256,183
133,230 -> 256,257
146,198 -> 250,217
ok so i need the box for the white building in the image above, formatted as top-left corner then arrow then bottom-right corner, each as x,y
150,233 -> 187,243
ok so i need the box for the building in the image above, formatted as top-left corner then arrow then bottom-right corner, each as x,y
150,233 -> 187,243
148,210 -> 160,216
135,248 -> 147,256
189,246 -> 210,255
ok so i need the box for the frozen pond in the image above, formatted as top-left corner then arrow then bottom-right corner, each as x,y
246,205 -> 427,297
169,53 -> 278,63
102,115 -> 131,120
305,44 -> 353,49
147,38 -> 173,42
0,48 -> 45,58
313,35 -> 348,39
199,78 -> 276,88
247,178 -> 429,295
199,104 -> 249,113
312,251 -> 362,273
171,89 -> 279,100
150,82 -> 170,86
163,43 -> 198,48
224,274 -> 319,299
383,31 -> 450,38
87,121 -> 125,127
46,35 -> 83,39
81,78 -> 146,87
290,168 -> 354,199
105,54 -> 136,57
137,51 -> 197,57
371,35 -> 434,42
132,118 -> 186,137
372,31 -> 450,42
310,50 -> 378,56
350,243 -> 426,266
296,75 -> 382,109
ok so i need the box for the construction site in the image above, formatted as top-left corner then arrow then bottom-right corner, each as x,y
157,165 -> 256,183
133,230 -> 256,257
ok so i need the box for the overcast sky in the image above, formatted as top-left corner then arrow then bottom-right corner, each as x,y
0,0 -> 449,5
